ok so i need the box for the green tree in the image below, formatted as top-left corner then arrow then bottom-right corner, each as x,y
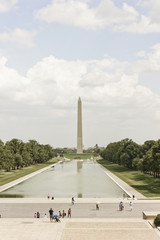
101,138 -> 141,169
151,140 -> 160,177
132,157 -> 143,170
142,140 -> 156,154
14,153 -> 23,169
21,148 -> 32,166
142,149 -> 153,174
101,141 -> 121,163
26,140 -> 40,164
3,149 -> 14,171
0,139 -> 4,169
5,138 -> 24,155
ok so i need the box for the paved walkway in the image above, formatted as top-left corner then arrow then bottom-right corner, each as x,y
0,198 -> 160,218
63,219 -> 160,240
0,218 -> 160,240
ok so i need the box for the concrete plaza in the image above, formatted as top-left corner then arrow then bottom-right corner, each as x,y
0,198 -> 160,240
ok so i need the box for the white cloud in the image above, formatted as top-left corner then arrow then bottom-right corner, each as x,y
35,0 -> 98,29
34,0 -> 160,33
0,49 -> 159,111
0,51 -> 157,111
0,56 -> 27,102
136,51 -> 147,58
149,0 -> 160,23
0,0 -> 18,12
35,0 -> 139,30
115,0 -> 160,33
136,0 -> 151,7
26,56 -> 87,106
0,28 -> 37,47
133,43 -> 160,73
114,15 -> 160,33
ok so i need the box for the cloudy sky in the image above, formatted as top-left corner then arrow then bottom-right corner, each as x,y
0,0 -> 160,148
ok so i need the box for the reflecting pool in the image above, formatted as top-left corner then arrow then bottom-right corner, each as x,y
0,160 -> 127,198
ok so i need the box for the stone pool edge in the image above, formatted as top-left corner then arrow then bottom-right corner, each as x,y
96,161 -> 145,200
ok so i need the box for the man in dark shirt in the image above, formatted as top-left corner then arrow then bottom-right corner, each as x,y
49,208 -> 53,221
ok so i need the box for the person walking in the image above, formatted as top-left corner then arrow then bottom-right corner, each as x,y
44,213 -> 47,222
129,202 -> 133,211
49,208 -> 54,222
119,202 -> 124,211
72,197 -> 74,205
59,211 -> 62,218
62,210 -> 66,218
67,208 -> 71,218
96,202 -> 99,210
37,212 -> 40,218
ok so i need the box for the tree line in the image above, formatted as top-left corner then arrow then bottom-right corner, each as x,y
100,138 -> 160,178
0,138 -> 55,172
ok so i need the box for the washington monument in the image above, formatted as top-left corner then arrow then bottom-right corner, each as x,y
77,97 -> 83,154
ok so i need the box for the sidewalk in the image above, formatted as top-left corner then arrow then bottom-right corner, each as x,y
0,218 -> 160,240
0,199 -> 160,218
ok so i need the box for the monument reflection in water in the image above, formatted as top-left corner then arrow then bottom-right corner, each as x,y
1,160 -> 128,198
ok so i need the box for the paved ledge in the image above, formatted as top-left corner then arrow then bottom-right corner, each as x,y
143,211 -> 160,220
1,198 -> 160,204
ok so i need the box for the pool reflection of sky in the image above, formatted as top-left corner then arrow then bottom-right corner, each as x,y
1,160 -> 127,198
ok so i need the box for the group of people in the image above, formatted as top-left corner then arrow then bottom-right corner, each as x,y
47,195 -> 75,203
48,208 -> 72,222
34,195 -> 134,220
34,212 -> 40,218
48,208 -> 60,222
119,201 -> 133,211
59,209 -> 71,218
47,194 -> 54,200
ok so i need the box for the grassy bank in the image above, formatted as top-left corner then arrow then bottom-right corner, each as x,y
64,153 -> 93,159
98,159 -> 160,198
0,158 -> 58,186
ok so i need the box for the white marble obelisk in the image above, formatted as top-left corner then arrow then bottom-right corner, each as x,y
77,97 -> 83,154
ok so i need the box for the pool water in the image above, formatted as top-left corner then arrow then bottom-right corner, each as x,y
1,160 -> 127,198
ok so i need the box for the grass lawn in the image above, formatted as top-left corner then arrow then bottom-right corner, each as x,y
98,159 -> 160,198
64,153 -> 93,159
0,158 -> 58,187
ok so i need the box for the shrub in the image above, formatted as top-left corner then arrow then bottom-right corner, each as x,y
154,214 -> 160,227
